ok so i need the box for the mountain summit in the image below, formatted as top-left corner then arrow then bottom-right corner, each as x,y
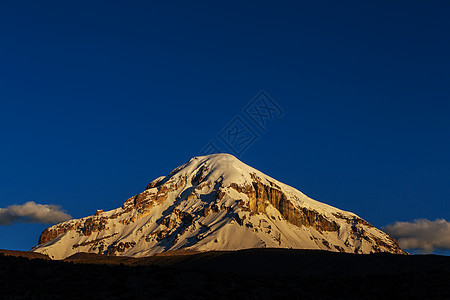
33,154 -> 405,259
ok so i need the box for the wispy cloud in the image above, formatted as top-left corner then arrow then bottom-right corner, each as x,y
383,219 -> 450,253
0,201 -> 72,225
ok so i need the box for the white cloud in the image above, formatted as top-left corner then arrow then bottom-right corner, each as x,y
0,201 -> 72,225
383,218 -> 450,252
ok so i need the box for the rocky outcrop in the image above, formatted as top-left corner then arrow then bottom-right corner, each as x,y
230,174 -> 339,232
106,241 -> 136,256
72,233 -> 118,250
38,215 -> 110,245
146,176 -> 166,189
80,217 -> 108,236
39,223 -> 76,245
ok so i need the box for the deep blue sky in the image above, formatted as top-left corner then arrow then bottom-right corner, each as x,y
1,0 -> 449,251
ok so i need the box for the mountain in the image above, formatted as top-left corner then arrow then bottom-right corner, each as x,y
32,154 -> 405,259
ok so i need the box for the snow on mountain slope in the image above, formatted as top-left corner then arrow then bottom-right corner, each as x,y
32,154 -> 405,259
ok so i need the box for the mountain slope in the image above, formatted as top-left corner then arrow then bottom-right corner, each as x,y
32,154 -> 405,259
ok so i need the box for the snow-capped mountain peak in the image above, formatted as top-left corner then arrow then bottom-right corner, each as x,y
33,154 -> 405,259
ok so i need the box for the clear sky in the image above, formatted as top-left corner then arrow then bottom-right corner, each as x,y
1,1 -> 449,252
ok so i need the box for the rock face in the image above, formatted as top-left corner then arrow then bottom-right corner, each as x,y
33,154 -> 405,259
